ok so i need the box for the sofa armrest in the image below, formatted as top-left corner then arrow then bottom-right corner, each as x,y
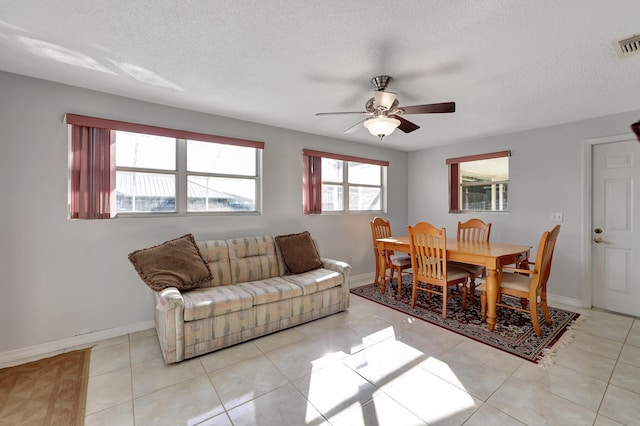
155,287 -> 185,364
321,258 -> 352,309
321,258 -> 352,277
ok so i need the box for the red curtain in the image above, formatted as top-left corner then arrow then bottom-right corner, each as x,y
302,153 -> 322,214
301,149 -> 389,215
70,126 -> 116,219
632,120 -> 640,142
448,163 -> 460,213
65,113 -> 264,149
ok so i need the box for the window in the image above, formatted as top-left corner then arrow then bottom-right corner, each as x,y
347,161 -> 382,211
321,157 -> 343,211
322,158 -> 382,211
115,131 -> 177,213
303,149 -> 387,214
115,133 -> 260,214
446,151 -> 510,213
185,140 -> 258,212
67,114 -> 263,218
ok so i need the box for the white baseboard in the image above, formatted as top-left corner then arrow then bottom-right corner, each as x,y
547,293 -> 585,309
350,272 -> 376,288
1,281 -> 581,367
2,272 -> 378,367
0,320 -> 155,368
350,270 -> 416,288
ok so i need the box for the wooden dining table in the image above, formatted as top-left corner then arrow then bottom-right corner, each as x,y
375,236 -> 531,332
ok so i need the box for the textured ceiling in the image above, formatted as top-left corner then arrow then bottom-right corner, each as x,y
1,1 -> 639,151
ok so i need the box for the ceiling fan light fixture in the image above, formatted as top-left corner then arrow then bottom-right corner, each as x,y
374,90 -> 397,110
315,75 -> 455,139
363,116 -> 400,140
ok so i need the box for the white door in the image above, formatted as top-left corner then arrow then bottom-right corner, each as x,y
592,139 -> 640,316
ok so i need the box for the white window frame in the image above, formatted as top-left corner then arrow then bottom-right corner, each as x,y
321,158 -> 386,214
115,133 -> 262,217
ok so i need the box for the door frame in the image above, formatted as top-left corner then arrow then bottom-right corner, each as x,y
581,133 -> 637,309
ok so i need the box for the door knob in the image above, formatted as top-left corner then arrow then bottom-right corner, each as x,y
593,237 -> 603,243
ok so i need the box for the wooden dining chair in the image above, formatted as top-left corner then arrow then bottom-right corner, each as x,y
481,225 -> 560,336
407,222 -> 469,318
449,218 -> 492,304
370,217 -> 411,295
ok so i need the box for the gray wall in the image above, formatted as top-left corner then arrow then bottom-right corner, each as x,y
2,69 -> 639,356
0,71 -> 408,353
408,109 -> 640,304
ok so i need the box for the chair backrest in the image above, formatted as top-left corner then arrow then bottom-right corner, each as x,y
407,221 -> 450,285
370,217 -> 393,258
531,225 -> 561,294
457,218 -> 491,242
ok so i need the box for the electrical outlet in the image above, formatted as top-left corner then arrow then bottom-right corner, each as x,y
550,212 -> 564,222
347,256 -> 353,265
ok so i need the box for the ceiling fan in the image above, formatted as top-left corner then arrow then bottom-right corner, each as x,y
316,75 -> 456,140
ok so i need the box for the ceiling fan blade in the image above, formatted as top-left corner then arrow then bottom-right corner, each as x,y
374,91 -> 397,110
315,111 -> 368,116
400,102 -> 456,115
392,115 -> 420,133
344,119 -> 366,134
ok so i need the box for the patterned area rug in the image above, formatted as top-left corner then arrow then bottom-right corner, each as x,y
0,348 -> 91,425
351,275 -> 581,364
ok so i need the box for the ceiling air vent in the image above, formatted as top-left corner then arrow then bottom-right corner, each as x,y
612,33 -> 640,59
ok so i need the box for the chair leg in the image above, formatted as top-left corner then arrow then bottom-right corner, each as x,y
468,274 -> 476,304
541,299 -> 552,326
530,301 -> 542,336
442,285 -> 448,319
461,284 -> 467,311
520,298 -> 528,310
373,256 -> 380,287
396,267 -> 402,296
411,278 -> 419,308
480,291 -> 487,321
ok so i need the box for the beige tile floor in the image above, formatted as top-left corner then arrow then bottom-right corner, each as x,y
81,295 -> 640,425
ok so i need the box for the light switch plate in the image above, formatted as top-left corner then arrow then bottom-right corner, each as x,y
550,212 -> 564,222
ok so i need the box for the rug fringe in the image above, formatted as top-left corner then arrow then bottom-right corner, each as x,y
537,314 -> 586,369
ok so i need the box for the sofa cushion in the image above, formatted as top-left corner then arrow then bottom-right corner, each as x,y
227,236 -> 281,283
183,285 -> 253,321
275,231 -> 323,274
128,234 -> 212,291
236,278 -> 304,305
197,240 -> 232,287
281,268 -> 343,295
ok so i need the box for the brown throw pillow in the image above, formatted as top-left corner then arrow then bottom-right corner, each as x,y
128,234 -> 212,291
275,231 -> 323,274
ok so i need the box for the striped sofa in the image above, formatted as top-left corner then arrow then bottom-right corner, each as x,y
155,235 -> 351,364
